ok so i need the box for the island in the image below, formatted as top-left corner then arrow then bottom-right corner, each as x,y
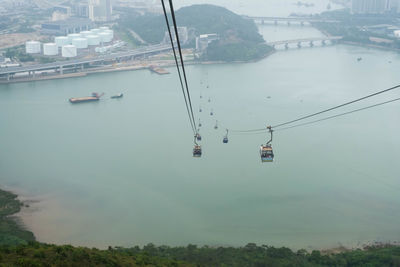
119,4 -> 273,62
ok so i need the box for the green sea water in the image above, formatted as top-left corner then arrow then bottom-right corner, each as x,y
1,24 -> 400,249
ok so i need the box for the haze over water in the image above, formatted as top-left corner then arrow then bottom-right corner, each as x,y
1,1 -> 400,250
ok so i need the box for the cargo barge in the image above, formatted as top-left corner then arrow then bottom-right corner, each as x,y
69,92 -> 104,103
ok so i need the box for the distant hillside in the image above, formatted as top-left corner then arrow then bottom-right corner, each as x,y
119,4 -> 273,62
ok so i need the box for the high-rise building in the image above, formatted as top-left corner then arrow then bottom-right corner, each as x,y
89,0 -> 112,21
75,3 -> 89,18
386,0 -> 400,12
351,0 -> 388,14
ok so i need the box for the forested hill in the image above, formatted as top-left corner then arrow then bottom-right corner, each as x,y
119,4 -> 272,62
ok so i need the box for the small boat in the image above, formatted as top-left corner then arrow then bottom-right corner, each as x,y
111,93 -> 123,99
357,57 -> 362,62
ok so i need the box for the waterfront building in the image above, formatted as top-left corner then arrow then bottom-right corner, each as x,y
195,34 -> 219,52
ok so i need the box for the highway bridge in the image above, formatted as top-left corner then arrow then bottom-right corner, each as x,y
0,44 -> 172,81
245,16 -> 339,25
267,36 -> 343,48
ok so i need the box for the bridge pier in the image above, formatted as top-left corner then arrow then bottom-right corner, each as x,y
7,73 -> 10,81
287,21 -> 291,26
285,43 -> 289,49
261,19 -> 264,25
322,40 -> 326,46
81,64 -> 84,70
274,20 -> 278,25
297,42 -> 301,48
59,66 -> 63,75
309,41 -> 314,47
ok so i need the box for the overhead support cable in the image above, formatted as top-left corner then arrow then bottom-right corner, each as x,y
167,0 -> 197,131
275,96 -> 400,132
228,84 -> 400,133
160,0 -> 196,135
272,84 -> 400,129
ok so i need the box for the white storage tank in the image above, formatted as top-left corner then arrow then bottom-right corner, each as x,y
105,29 -> 114,39
54,36 -> 69,47
80,31 -> 92,37
67,33 -> 81,44
62,45 -> 77,58
72,38 -> 88,49
25,41 -> 41,54
87,35 -> 100,46
90,28 -> 101,35
43,43 -> 58,56
99,26 -> 109,32
99,32 -> 112,43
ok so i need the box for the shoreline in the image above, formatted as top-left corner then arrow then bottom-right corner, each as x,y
0,50 -> 276,85
0,186 -> 399,257
4,38 -> 400,86
0,186 -> 35,245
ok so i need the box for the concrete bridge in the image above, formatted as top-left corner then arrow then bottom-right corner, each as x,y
0,44 -> 171,81
267,36 -> 343,49
245,16 -> 339,25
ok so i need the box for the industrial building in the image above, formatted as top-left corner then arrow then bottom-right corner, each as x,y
41,18 -> 93,35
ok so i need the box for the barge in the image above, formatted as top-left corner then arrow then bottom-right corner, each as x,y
69,92 -> 104,103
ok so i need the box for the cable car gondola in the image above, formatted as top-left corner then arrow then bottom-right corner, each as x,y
198,119 -> 202,127
196,133 -> 202,141
223,129 -> 229,143
210,109 -> 214,116
193,135 -> 202,157
193,145 -> 202,157
260,126 -> 274,163
214,120 -> 218,130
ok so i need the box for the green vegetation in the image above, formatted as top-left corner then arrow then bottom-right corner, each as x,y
0,189 -> 35,246
313,9 -> 400,49
113,25 -> 142,48
0,242 -> 400,266
204,41 -> 272,62
118,4 -> 273,62
5,46 -> 34,62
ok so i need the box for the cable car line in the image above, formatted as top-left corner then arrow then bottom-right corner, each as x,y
228,84 -> 400,133
167,0 -> 197,131
161,0 -> 196,134
272,84 -> 400,129
274,96 -> 400,132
